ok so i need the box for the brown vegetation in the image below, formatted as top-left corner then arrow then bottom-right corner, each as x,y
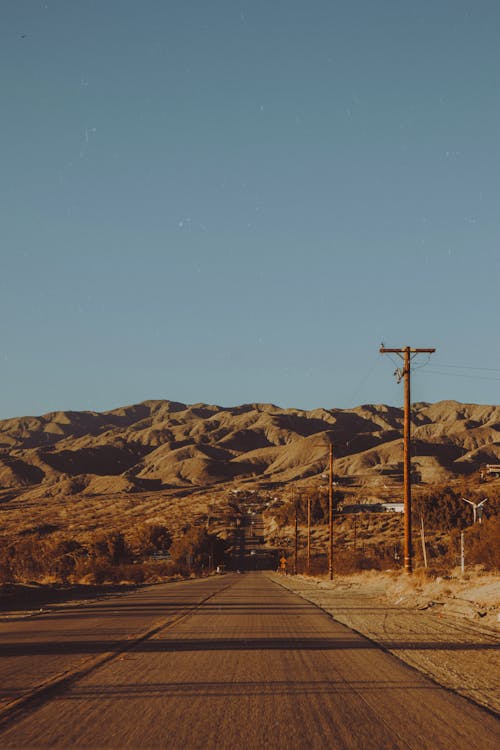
270,484 -> 499,576
0,399 -> 498,587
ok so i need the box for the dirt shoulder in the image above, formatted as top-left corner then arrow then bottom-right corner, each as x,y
0,573 -> 212,620
270,569 -> 500,715
0,582 -> 143,619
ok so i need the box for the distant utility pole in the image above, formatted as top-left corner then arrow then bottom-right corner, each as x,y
307,495 -> 312,575
420,516 -> 428,569
294,500 -> 299,575
460,531 -> 465,576
329,443 -> 334,580
380,345 -> 436,573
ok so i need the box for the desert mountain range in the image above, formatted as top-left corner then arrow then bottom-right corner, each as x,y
0,400 -> 499,503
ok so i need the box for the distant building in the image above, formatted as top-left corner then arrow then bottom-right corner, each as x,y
339,502 -> 405,514
381,503 -> 405,513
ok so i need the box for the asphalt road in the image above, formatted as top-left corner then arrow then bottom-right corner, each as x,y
0,572 -> 498,749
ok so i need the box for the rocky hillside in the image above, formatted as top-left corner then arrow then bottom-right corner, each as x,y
0,400 -> 499,502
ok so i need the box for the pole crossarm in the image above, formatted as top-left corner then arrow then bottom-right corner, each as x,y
380,348 -> 436,353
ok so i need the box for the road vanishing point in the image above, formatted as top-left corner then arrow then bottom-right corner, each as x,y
0,572 -> 498,749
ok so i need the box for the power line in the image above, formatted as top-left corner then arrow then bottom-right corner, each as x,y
420,369 -> 500,382
346,356 -> 382,404
431,363 -> 500,373
411,353 -> 432,372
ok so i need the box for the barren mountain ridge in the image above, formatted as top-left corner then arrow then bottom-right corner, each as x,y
0,399 -> 499,501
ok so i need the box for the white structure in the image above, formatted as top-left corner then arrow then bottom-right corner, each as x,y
461,497 -> 488,524
381,503 -> 405,513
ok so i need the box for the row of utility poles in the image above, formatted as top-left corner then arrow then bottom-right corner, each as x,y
291,344 -> 490,577
292,493 -> 321,576
291,345 -> 438,577
291,442 -> 334,577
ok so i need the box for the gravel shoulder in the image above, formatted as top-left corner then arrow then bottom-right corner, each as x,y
270,570 -> 500,715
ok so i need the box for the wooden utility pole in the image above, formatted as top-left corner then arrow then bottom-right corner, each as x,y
420,516 -> 428,569
460,531 -> 465,576
380,346 -> 435,573
294,501 -> 299,575
329,443 -> 334,580
307,496 -> 311,574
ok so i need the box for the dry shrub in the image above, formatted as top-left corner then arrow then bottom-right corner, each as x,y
169,527 -> 227,573
128,523 -> 172,556
90,530 -> 131,565
0,526 -> 178,586
414,486 -> 499,531
303,549 -> 399,576
333,550 -> 393,574
462,515 -> 500,570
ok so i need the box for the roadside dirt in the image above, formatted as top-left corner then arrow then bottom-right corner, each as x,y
0,582 -> 141,619
272,569 -> 500,715
0,574 -> 204,621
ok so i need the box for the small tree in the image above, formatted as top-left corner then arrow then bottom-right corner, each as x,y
464,515 -> 500,570
169,527 -> 226,573
90,530 -> 131,565
47,538 -> 85,582
130,523 -> 172,556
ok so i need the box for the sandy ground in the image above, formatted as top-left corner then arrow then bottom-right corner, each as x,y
272,569 -> 500,715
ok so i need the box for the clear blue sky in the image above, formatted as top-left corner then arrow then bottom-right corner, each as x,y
1,1 -> 499,419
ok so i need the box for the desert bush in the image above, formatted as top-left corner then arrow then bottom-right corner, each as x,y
302,548 -> 399,576
45,538 -> 85,582
0,533 -> 85,583
129,523 -> 172,556
448,515 -> 500,571
169,527 -> 227,573
90,530 -> 131,565
85,560 -> 115,584
414,486 -> 498,531
414,486 -> 469,530
330,550 -> 394,574
0,526 -> 180,586
1,535 -> 46,581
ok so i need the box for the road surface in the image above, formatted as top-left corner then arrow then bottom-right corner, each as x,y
0,572 -> 498,748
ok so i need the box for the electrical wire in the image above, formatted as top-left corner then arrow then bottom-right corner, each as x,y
411,353 -> 432,372
383,352 -> 402,369
420,369 -> 500,382
431,363 -> 500,373
346,356 -> 383,405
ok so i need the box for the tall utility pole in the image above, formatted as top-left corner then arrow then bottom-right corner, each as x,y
307,496 -> 311,574
329,443 -> 334,580
380,346 -> 435,573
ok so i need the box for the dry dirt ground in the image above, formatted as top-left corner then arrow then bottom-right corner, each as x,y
0,582 -> 145,617
272,569 -> 500,716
